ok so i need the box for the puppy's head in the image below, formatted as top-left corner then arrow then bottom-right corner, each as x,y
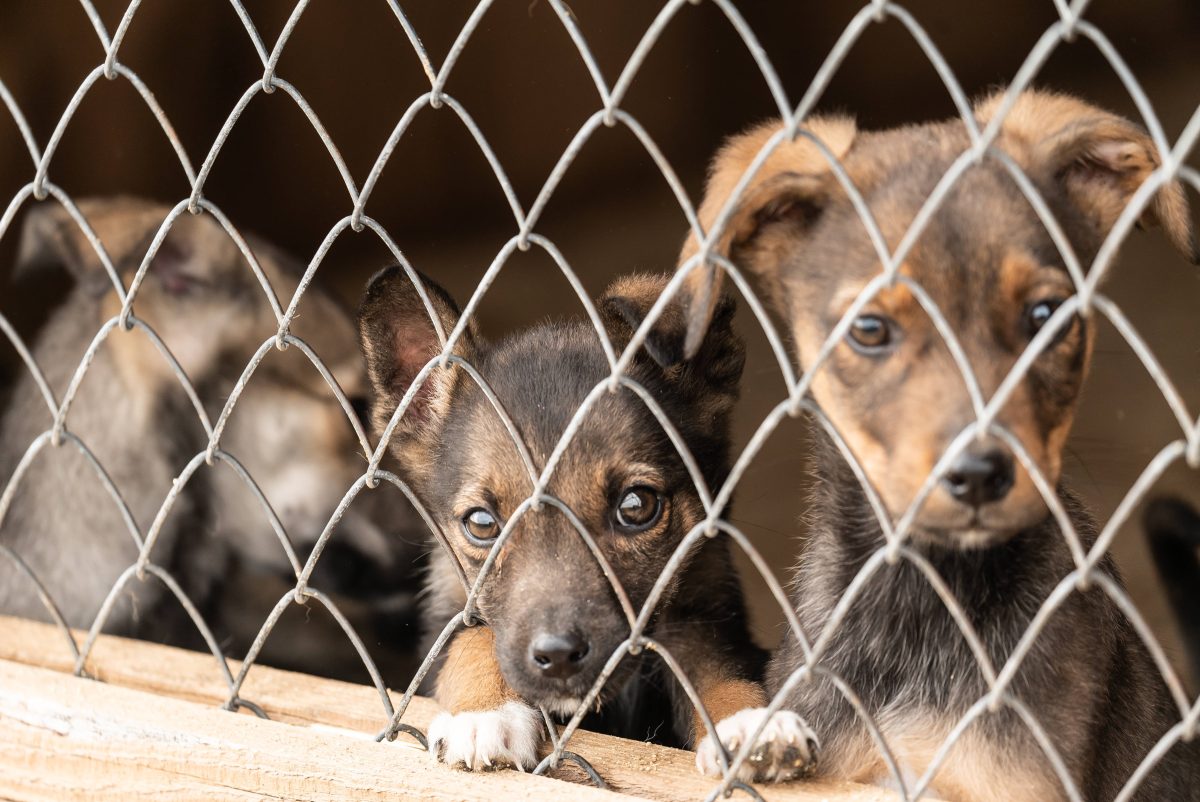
359,268 -> 743,711
17,197 -> 408,593
680,89 -> 1195,549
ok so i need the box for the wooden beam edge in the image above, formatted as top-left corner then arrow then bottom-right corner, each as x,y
0,657 -> 642,802
0,615 -> 893,802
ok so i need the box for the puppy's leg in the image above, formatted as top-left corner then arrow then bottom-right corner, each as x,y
692,674 -> 819,784
426,625 -> 544,771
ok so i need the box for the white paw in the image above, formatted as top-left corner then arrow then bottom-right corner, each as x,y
426,701 -> 543,771
696,707 -> 819,783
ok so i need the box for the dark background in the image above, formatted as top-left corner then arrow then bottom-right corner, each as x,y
1,1 -> 1198,684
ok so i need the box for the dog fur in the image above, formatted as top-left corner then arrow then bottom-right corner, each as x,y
357,267 -> 800,772
0,197 -> 418,652
678,89 -> 1200,799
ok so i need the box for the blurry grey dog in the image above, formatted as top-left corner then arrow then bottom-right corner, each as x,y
0,197 -> 419,658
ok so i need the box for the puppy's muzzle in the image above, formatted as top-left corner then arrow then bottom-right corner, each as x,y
528,629 -> 592,680
941,446 -> 1014,508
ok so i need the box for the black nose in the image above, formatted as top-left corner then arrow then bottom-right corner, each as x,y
529,631 -> 590,679
941,448 -> 1014,507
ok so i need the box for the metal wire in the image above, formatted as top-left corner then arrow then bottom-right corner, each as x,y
0,1 -> 1196,800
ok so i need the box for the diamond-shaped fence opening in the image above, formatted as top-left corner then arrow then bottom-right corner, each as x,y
0,2 -> 1197,800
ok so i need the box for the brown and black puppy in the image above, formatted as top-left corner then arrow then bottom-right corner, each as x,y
679,90 -> 1200,799
357,267 -> 790,771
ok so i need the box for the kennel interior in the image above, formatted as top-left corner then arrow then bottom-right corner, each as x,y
0,1 -> 1198,800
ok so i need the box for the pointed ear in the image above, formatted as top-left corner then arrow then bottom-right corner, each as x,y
599,272 -> 744,406
678,116 -> 858,357
977,89 -> 1197,264
357,266 -> 476,454
16,197 -> 249,296
17,200 -> 115,296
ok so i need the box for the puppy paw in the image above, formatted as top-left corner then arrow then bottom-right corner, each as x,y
426,701 -> 543,771
696,707 -> 818,783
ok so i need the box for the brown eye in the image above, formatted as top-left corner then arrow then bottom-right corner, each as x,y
461,507 -> 500,546
614,487 -> 662,532
847,314 -> 894,353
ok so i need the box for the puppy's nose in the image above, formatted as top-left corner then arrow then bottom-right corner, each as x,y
941,448 -> 1014,507
529,631 -> 590,679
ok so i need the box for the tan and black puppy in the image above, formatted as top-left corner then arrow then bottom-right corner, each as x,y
358,268 -> 795,771
679,90 -> 1200,799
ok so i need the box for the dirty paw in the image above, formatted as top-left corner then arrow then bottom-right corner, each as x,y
426,701 -> 543,771
695,707 -> 818,783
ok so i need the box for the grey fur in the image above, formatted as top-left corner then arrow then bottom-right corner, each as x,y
0,197 -> 418,648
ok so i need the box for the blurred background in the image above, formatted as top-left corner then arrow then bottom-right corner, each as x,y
1,1 -> 1198,688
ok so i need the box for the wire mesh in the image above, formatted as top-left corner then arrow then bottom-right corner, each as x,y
0,1 -> 1198,800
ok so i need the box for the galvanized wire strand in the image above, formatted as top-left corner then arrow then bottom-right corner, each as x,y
0,1 -> 1198,799
0,430 -> 143,552
1089,294 -> 1196,440
380,610 -> 465,739
384,1 -> 437,85
0,312 -> 56,415
0,544 -> 81,663
0,184 -> 123,299
32,63 -> 197,199
724,662 -> 908,800
0,79 -> 41,165
207,449 -> 303,576
73,560 -> 233,685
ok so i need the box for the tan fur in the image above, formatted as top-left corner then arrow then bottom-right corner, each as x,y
681,115 -> 859,264
678,89 -> 1199,797
694,677 -> 768,745
830,717 -> 1063,802
975,89 -> 1197,262
435,625 -> 520,714
677,116 -> 859,352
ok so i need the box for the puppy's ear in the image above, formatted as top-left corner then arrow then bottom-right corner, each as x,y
17,197 -> 250,297
977,89 -> 1197,264
17,201 -> 116,296
357,266 -> 477,453
600,273 -> 744,407
678,116 -> 858,358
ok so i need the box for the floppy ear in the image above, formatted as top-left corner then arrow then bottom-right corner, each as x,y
357,266 -> 477,457
678,116 -> 858,358
599,272 -> 744,410
976,89 -> 1198,264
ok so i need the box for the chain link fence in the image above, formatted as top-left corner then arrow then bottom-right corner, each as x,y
1,1 -> 1198,800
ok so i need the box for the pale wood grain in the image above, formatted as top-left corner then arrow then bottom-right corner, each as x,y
0,615 -> 897,801
0,658 -> 639,802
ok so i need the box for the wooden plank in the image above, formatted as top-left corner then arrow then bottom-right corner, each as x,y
0,615 -> 894,801
0,658 -> 639,802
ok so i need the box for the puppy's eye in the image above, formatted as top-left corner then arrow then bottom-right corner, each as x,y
847,314 -> 894,353
1025,298 -> 1072,344
614,486 -> 663,532
461,508 -> 500,546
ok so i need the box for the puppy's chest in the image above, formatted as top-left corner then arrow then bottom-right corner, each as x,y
831,714 -> 1065,802
802,572 -> 1062,799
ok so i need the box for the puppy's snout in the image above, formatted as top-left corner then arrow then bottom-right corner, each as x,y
941,448 -> 1014,508
529,630 -> 591,679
